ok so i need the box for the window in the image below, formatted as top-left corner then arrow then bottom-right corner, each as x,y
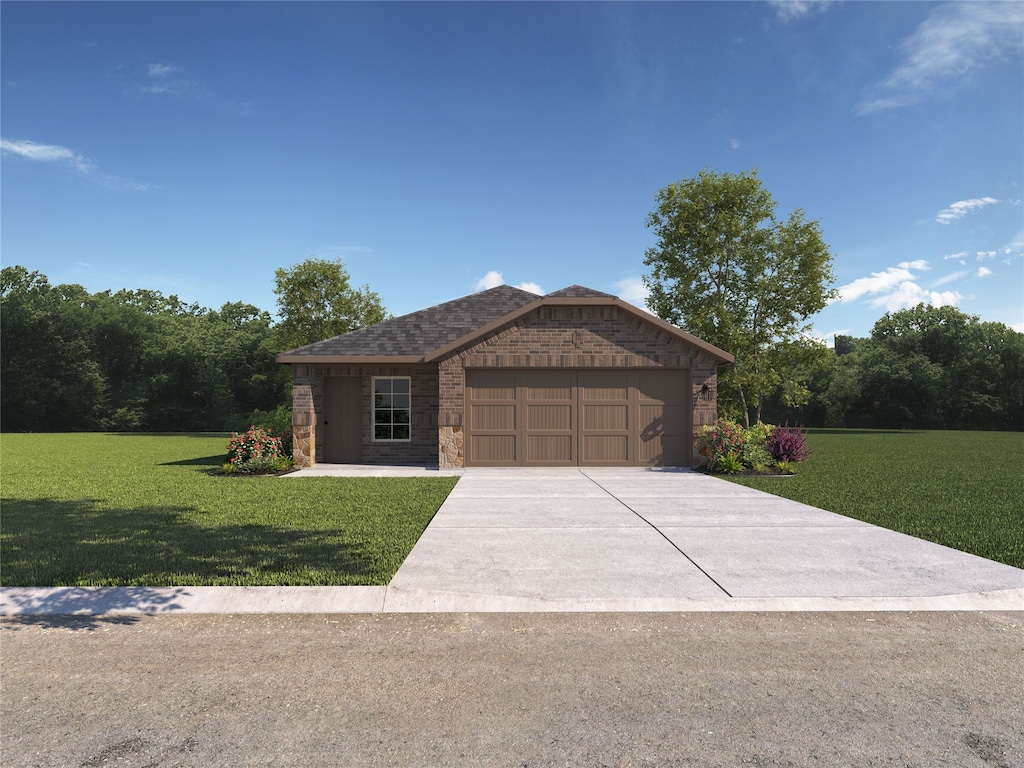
373,377 -> 411,441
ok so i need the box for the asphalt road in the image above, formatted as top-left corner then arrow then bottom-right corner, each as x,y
2,612 -> 1022,768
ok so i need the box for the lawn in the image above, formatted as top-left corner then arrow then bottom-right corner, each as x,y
726,429 -> 1024,570
0,433 -> 459,586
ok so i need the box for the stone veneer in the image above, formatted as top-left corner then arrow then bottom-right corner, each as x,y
291,305 -> 721,469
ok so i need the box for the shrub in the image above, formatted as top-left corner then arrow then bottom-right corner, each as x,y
776,460 -> 798,475
739,441 -> 774,469
226,426 -> 284,466
767,423 -> 813,463
714,454 -> 745,474
694,420 -> 745,468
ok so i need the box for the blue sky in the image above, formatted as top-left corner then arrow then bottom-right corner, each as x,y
2,1 -> 1022,340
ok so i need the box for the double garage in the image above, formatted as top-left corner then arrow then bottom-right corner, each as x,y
465,368 -> 691,467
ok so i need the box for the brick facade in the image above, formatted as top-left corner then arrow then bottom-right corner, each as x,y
289,364 -> 438,468
290,305 -> 722,469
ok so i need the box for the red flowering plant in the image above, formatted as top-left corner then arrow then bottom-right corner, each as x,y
225,426 -> 286,474
693,420 -> 745,470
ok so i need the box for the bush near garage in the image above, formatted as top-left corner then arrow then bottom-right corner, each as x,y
694,419 -> 811,474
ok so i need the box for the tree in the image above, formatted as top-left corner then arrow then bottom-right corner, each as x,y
272,257 -> 390,352
1,267 -> 106,431
643,168 -> 836,426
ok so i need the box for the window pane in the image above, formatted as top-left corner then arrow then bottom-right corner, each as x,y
392,379 -> 410,394
393,409 -> 409,424
375,409 -> 391,425
392,394 -> 409,409
374,379 -> 392,394
374,394 -> 392,408
393,425 -> 410,440
375,425 -> 392,440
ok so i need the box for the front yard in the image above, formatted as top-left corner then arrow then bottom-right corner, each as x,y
1,429 -> 1021,586
727,429 -> 1024,570
0,433 -> 458,586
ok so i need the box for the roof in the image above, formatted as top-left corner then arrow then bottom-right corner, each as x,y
277,284 -> 733,364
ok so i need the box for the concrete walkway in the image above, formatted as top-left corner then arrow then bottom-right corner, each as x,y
3,467 -> 1021,614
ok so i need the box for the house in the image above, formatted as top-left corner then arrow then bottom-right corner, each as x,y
276,285 -> 733,468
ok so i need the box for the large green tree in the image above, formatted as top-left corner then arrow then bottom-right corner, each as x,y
273,257 -> 389,352
643,168 -> 836,426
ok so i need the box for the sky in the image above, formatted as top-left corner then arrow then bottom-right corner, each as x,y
2,1 -> 1022,341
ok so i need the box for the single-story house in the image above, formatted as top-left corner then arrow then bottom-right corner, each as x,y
276,285 -> 733,469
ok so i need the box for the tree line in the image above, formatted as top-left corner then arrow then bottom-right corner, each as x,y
0,259 -> 387,432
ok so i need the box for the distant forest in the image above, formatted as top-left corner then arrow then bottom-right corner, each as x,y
2,266 -> 1022,432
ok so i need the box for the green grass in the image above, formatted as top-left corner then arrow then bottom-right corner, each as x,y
0,433 -> 458,586
726,429 -> 1024,569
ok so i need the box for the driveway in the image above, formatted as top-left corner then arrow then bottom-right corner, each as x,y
3,467 -> 1021,615
384,467 -> 1024,611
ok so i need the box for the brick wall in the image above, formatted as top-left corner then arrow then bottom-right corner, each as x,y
290,364 -> 438,467
435,306 -> 723,467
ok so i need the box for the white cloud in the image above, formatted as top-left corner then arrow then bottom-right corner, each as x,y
836,264 -> 921,303
612,277 -> 650,308
769,1 -> 834,23
976,250 -> 998,260
935,197 -> 1000,224
474,271 -> 543,295
944,251 -> 969,264
857,3 -> 1024,115
729,138 -> 742,150
0,137 -> 93,173
870,282 -> 962,312
837,259 -> 961,311
475,271 -> 505,291
931,270 -> 968,287
1012,322 -> 1024,333
977,266 -> 993,278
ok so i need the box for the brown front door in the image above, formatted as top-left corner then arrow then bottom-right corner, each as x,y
324,376 -> 362,463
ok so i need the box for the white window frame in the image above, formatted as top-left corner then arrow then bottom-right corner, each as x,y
372,376 -> 412,442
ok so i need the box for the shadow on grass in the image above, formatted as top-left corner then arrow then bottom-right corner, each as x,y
0,498 -> 377,589
160,454 -> 226,467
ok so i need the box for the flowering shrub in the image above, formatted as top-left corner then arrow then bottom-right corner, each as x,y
226,426 -> 284,468
694,420 -> 745,468
767,422 -> 812,463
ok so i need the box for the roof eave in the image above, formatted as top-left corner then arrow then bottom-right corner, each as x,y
276,354 -> 425,365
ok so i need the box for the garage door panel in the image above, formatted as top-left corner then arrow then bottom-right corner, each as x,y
639,403 -> 685,433
580,371 -> 629,400
471,435 -> 517,464
583,434 -> 629,463
639,434 -> 686,466
472,404 -> 517,430
528,404 -> 572,430
526,435 -> 574,464
583,404 -> 628,430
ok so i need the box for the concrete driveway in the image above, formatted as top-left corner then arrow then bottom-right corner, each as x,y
384,467 -> 1024,611
3,467 -> 1021,615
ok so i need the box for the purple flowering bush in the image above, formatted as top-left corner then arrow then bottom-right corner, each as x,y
766,422 -> 813,463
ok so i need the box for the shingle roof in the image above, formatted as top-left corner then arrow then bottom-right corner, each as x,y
544,285 -> 617,299
276,283 -> 733,364
279,285 -> 540,358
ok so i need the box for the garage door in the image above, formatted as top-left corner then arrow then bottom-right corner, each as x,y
465,369 -> 691,467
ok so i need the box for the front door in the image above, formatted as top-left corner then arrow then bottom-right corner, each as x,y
323,376 -> 362,463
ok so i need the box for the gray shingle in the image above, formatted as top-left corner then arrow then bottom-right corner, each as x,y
280,285 -> 541,357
